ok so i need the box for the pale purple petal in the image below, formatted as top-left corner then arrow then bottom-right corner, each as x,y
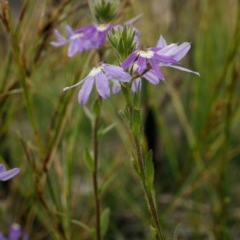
65,25 -> 74,37
157,44 -> 178,55
63,79 -> 85,92
153,52 -> 176,64
68,40 -> 79,57
95,71 -> 110,99
162,64 -> 200,76
103,64 -> 131,82
75,24 -> 95,34
156,36 -> 191,62
149,59 -> 165,80
78,77 -> 95,105
171,42 -> 191,61
143,69 -> 161,84
136,56 -> 146,74
158,43 -> 190,61
0,164 -> 6,172
112,83 -> 121,94
157,35 -> 167,48
96,31 -> 106,47
50,29 -> 67,47
131,78 -> 141,92
121,52 -> 138,69
0,167 -> 20,181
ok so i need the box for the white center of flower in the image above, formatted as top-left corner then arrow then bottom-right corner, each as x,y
90,67 -> 102,76
97,24 -> 108,32
138,50 -> 154,59
70,33 -> 83,40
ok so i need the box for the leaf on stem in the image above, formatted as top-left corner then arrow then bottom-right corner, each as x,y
100,208 -> 110,238
83,106 -> 94,122
145,150 -> 154,189
150,225 -> 157,239
71,219 -> 94,234
84,148 -> 94,172
131,157 -> 141,178
98,123 -> 116,139
98,174 -> 116,197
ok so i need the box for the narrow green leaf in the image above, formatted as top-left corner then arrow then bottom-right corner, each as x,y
98,174 -> 116,197
145,150 -> 154,189
83,107 -> 94,122
131,157 -> 141,178
150,225 -> 157,239
71,219 -> 94,233
98,123 -> 116,139
84,148 -> 94,172
100,208 -> 110,238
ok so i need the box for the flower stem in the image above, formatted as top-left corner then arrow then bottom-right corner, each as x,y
92,99 -> 102,240
122,87 -> 164,240
134,135 -> 164,240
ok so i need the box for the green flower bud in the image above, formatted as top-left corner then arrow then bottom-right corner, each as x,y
108,25 -> 137,60
93,0 -> 118,23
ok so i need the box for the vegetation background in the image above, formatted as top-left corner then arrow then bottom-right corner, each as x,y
0,0 -> 239,239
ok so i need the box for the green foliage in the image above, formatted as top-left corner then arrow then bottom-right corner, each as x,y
100,208 -> 110,238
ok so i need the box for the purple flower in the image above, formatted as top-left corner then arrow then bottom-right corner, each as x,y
51,24 -> 112,57
63,63 -> 131,105
0,164 -> 20,181
122,49 -> 176,91
122,35 -> 199,92
0,223 -> 28,240
84,23 -> 112,48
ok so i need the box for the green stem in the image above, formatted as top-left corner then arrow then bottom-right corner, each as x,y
92,98 -> 102,240
122,87 -> 164,240
134,135 -> 164,240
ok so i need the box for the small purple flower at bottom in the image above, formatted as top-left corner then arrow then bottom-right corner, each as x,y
63,64 -> 131,105
0,223 -> 28,240
0,164 -> 20,181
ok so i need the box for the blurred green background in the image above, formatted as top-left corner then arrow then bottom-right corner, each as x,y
0,0 -> 239,239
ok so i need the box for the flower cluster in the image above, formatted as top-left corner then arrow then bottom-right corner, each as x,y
52,15 -> 199,105
0,164 -> 19,181
0,223 -> 28,240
